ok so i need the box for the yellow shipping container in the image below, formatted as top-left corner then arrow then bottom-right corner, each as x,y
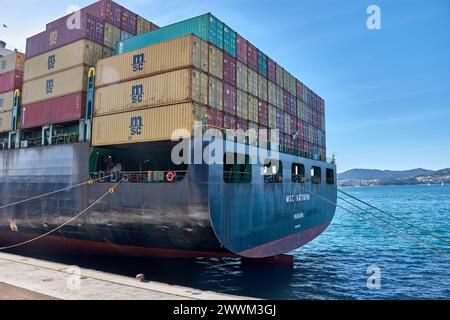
276,86 -> 284,110
94,68 -> 208,117
276,64 -> 284,87
248,95 -> 259,124
258,75 -> 268,102
237,61 -> 248,92
208,76 -> 223,111
268,81 -> 277,106
22,65 -> 89,105
0,51 -> 25,76
92,102 -> 194,146
237,90 -> 248,120
96,35 -> 208,87
104,22 -> 121,49
0,112 -> 12,133
0,91 -> 14,113
248,68 -> 258,97
137,16 -> 153,35
24,40 -> 103,82
209,45 -> 223,80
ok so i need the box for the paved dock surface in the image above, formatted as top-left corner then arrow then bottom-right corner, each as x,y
0,252 -> 251,300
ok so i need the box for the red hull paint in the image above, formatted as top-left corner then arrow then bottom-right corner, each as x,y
238,221 -> 331,258
0,232 -> 236,258
0,221 -> 330,259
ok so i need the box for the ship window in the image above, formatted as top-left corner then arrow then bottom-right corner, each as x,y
223,153 -> 252,183
292,163 -> 305,183
326,169 -> 335,185
311,166 -> 322,184
263,159 -> 283,183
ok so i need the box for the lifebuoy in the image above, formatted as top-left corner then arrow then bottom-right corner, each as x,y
166,171 -> 176,182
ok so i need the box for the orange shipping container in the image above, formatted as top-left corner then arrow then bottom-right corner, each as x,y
0,51 -> 25,76
94,68 -> 208,116
22,65 -> 89,105
96,35 -> 209,87
0,91 -> 14,113
23,40 -> 103,82
92,102 -> 194,146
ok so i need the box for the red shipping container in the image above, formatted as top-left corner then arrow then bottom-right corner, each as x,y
236,34 -> 247,64
258,101 -> 268,127
224,113 -> 236,130
21,92 -> 86,129
27,13 -> 104,58
247,42 -> 258,71
296,80 -> 303,99
283,90 -> 291,113
277,109 -> 284,133
297,120 -> 305,141
0,71 -> 23,94
223,53 -> 237,86
46,0 -> 125,31
208,108 -> 224,129
267,57 -> 276,83
223,84 -> 237,115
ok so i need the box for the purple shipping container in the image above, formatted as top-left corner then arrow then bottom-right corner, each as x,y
290,95 -> 297,116
277,109 -> 284,132
247,42 -> 258,71
236,34 -> 247,64
27,13 -> 104,59
283,90 -> 291,113
121,8 -> 138,34
223,53 -> 237,86
224,113 -> 236,130
46,0 -> 124,31
223,84 -> 237,115
258,101 -> 268,127
267,57 -> 276,83
208,108 -> 224,128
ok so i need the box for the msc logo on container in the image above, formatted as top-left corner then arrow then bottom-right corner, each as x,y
129,116 -> 143,138
132,53 -> 145,72
48,55 -> 56,70
131,84 -> 144,103
46,79 -> 54,94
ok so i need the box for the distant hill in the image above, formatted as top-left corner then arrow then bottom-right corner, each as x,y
338,168 -> 450,186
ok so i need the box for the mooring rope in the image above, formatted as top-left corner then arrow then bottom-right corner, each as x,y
0,179 -> 124,251
297,185 -> 450,262
338,188 -> 450,247
0,175 -> 114,211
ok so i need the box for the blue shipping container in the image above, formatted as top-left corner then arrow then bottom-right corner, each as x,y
223,24 -> 236,57
258,50 -> 268,77
117,13 -> 224,54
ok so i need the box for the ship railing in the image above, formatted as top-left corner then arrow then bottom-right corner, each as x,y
90,170 -> 188,183
197,124 -> 328,163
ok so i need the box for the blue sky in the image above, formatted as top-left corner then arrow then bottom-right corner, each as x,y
1,0 -> 449,172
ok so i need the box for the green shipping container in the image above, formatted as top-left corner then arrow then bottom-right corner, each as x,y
117,13 -> 224,54
258,50 -> 268,77
223,24 -> 236,57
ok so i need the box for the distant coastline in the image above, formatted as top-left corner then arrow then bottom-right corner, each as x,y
337,168 -> 450,187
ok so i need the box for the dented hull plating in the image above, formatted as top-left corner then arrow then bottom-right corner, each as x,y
0,142 -> 336,258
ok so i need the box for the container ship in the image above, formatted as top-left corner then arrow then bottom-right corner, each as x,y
0,0 -> 337,259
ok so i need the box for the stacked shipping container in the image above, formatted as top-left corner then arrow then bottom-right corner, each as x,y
21,0 -> 156,129
115,13 -> 327,160
0,51 -> 25,133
